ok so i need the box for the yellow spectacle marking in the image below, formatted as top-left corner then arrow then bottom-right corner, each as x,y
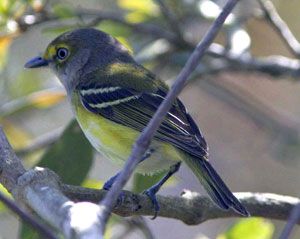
43,43 -> 70,61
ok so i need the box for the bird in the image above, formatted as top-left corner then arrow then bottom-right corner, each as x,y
25,28 -> 249,218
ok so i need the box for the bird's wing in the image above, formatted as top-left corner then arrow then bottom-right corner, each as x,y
78,83 -> 208,158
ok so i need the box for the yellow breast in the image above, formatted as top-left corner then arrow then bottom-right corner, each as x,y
72,93 -> 183,173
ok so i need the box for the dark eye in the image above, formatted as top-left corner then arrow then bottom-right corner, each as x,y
56,48 -> 68,60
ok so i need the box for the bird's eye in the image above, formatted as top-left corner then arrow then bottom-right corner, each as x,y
56,48 -> 68,60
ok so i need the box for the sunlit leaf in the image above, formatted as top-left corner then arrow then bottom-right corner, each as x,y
28,90 -> 65,108
0,184 -> 12,212
118,0 -> 158,14
0,0 -> 10,15
217,218 -> 274,239
125,11 -> 150,23
0,89 -> 65,117
118,0 -> 159,23
0,35 -> 13,70
82,178 -> 103,189
2,120 -> 31,150
37,120 -> 94,185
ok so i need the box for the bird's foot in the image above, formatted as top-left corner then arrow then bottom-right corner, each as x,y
102,173 -> 125,208
143,186 -> 160,220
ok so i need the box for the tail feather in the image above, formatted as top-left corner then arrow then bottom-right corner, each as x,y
183,155 -> 250,216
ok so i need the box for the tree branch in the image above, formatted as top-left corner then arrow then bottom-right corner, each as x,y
62,184 -> 300,225
257,0 -> 300,58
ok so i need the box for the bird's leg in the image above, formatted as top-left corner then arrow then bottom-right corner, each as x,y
102,149 -> 155,207
143,161 -> 181,219
102,149 -> 155,190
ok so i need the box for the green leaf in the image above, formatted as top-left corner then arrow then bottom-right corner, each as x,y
37,120 -> 94,185
8,71 -> 42,98
52,3 -> 74,18
117,0 -> 159,23
133,171 -> 167,193
20,223 -> 44,239
217,218 -> 274,239
0,184 -> 12,212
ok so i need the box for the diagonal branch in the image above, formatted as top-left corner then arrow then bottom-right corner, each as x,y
279,203 -> 300,239
0,190 -> 57,239
98,0 -> 240,231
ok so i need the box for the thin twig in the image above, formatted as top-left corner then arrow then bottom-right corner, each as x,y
16,127 -> 62,157
279,203 -> 300,239
0,190 -> 57,239
99,0 -> 240,232
155,0 -> 183,39
257,0 -> 300,58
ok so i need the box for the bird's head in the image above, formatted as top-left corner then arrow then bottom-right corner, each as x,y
25,28 -> 133,91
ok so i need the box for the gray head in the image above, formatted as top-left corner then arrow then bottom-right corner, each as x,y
25,28 -> 134,91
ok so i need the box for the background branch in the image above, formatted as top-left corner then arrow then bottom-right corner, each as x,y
257,0 -> 300,57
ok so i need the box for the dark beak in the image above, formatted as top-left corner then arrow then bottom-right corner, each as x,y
24,56 -> 49,68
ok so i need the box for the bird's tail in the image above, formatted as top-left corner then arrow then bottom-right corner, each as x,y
183,155 -> 250,216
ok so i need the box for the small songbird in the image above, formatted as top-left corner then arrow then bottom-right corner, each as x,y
25,28 -> 249,217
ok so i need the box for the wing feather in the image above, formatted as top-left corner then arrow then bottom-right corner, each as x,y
78,84 -> 208,158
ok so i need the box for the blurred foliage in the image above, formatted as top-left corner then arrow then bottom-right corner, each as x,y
52,3 -> 74,19
217,218 -> 274,239
0,89 -> 65,117
20,223 -> 42,239
2,120 -> 31,150
117,0 -> 159,23
132,170 -> 177,193
0,35 -> 13,70
38,120 -> 94,185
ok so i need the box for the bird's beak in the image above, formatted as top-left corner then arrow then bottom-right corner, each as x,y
24,56 -> 49,68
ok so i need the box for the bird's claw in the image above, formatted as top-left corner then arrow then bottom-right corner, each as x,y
143,188 -> 160,220
102,186 -> 126,208
115,191 -> 126,208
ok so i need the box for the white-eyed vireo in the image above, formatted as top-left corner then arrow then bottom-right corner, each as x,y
25,28 -> 249,217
